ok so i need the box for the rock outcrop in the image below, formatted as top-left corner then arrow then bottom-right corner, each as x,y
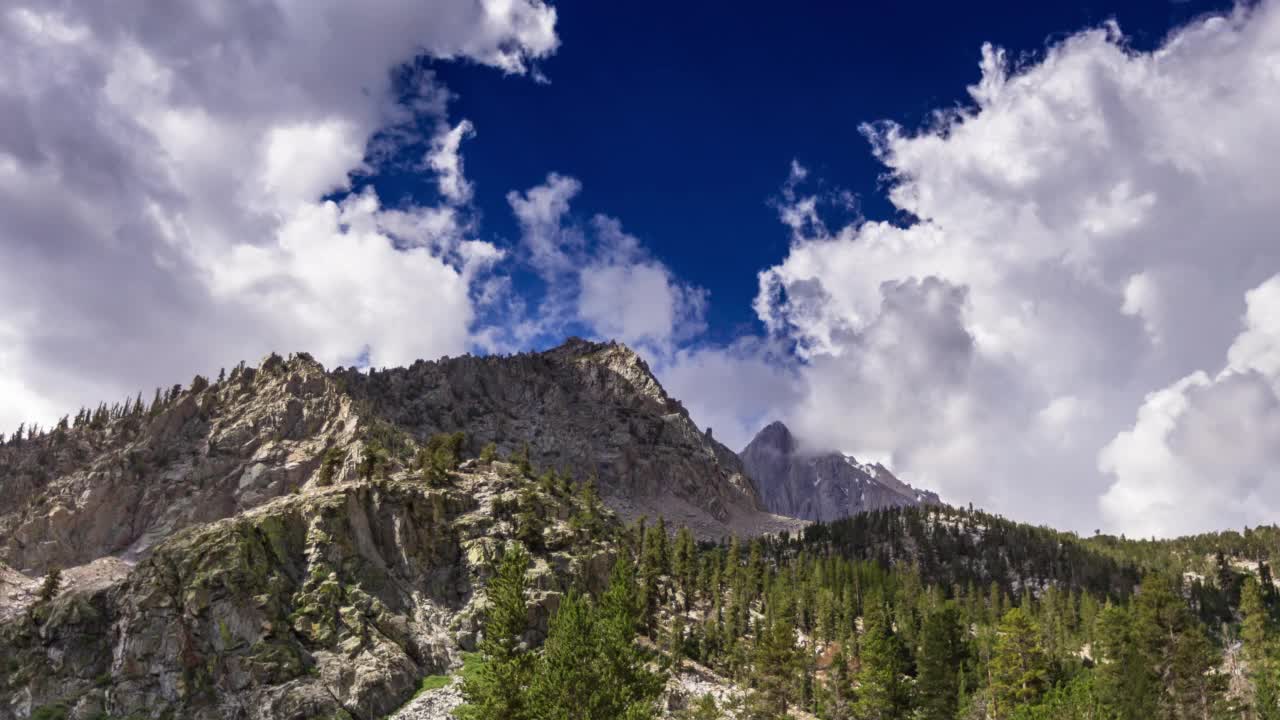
739,421 -> 940,522
2,460 -> 620,720
0,339 -> 802,719
336,338 -> 793,539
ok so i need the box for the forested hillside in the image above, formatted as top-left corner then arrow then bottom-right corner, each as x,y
462,498 -> 1279,719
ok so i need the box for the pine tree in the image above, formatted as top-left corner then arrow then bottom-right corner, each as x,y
569,476 -> 604,538
666,612 -> 688,670
852,599 -> 909,720
640,522 -> 669,633
916,602 -> 968,720
745,590 -> 802,719
1134,574 -> 1224,719
1242,576 -> 1280,719
1094,602 -> 1158,720
673,526 -> 697,610
528,591 -> 600,720
38,567 -> 63,604
676,694 -> 722,720
590,555 -> 665,719
359,440 -> 388,480
514,486 -> 545,550
459,546 -> 535,720
988,607 -> 1048,719
515,442 -> 533,476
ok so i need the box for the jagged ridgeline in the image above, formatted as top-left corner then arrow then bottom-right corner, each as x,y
0,339 -> 797,577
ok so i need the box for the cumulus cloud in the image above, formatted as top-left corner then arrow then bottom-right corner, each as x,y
658,338 -> 803,452
1100,275 -> 1280,537
504,174 -> 708,352
0,0 -> 557,431
748,4 -> 1280,534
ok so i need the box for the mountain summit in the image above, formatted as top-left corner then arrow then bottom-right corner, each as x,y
739,421 -> 940,522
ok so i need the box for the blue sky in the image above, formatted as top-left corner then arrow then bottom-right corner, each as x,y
389,0 -> 1236,345
5,0 -> 1280,537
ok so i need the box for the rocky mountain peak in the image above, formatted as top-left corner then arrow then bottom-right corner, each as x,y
744,420 -> 796,455
740,420 -> 940,523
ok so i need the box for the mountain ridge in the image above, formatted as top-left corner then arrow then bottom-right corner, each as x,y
0,339 -> 799,579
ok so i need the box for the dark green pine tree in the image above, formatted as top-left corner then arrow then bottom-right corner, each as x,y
38,566 -> 63,604
459,545 -> 535,720
569,475 -> 604,538
852,598 -> 910,720
529,592 -> 597,720
1093,602 -> 1158,720
916,602 -> 968,720
988,607 -> 1049,720
590,554 -> 666,719
672,526 -> 698,610
1133,574 -> 1225,719
1242,576 -> 1280,720
639,521 -> 669,633
532,585 -> 662,720
745,590 -> 803,719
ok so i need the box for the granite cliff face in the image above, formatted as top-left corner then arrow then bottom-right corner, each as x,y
3,459 -> 620,720
739,421 -> 940,523
0,339 -> 800,719
334,338 -> 787,539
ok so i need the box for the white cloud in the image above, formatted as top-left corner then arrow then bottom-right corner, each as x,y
427,119 -> 477,204
749,3 -> 1280,534
1100,275 -> 1280,537
0,0 -> 557,431
504,174 -> 708,352
506,172 -> 585,277
657,339 -> 802,452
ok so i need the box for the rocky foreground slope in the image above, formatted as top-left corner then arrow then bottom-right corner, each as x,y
739,421 -> 940,522
3,456 -> 620,719
0,339 -> 800,719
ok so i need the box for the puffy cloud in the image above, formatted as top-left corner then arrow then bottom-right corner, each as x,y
505,174 -> 708,352
506,173 -> 585,278
750,4 -> 1280,533
0,0 -> 557,431
1100,275 -> 1280,537
658,339 -> 802,452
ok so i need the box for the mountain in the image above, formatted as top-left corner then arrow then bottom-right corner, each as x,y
5,341 -> 1262,720
0,339 -> 796,579
0,338 -> 808,719
739,421 -> 940,522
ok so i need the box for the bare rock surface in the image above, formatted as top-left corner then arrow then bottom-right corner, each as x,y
2,462 -> 620,720
0,338 -> 798,720
387,677 -> 465,720
337,338 -> 794,539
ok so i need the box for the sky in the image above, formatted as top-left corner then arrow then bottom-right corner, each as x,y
3,0 -> 1279,538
